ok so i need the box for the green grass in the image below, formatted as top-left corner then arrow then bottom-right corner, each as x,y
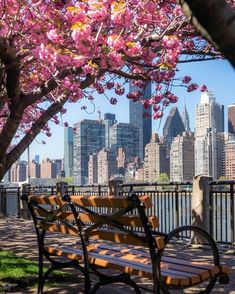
0,250 -> 82,291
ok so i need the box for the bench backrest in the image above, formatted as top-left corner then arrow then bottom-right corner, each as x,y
22,194 -> 80,238
22,193 -> 164,268
66,194 -> 164,250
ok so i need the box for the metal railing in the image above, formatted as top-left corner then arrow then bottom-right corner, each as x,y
1,180 -> 235,245
120,182 -> 192,234
209,181 -> 235,244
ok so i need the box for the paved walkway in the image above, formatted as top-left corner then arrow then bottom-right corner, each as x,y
0,217 -> 234,293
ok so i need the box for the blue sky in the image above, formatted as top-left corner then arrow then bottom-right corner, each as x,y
22,59 -> 235,161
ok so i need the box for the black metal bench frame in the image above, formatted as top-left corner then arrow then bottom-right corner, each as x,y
22,193 -> 230,294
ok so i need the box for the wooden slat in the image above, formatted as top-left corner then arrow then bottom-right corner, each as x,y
70,195 -> 152,209
79,213 -> 159,229
46,246 -> 84,261
88,250 -> 190,286
44,242 -> 222,287
89,242 -> 218,279
89,229 -> 147,247
42,223 -> 78,236
220,265 -> 232,274
35,208 -> 74,221
161,262 -> 204,285
29,195 -> 66,206
87,242 -> 219,283
162,256 -> 220,276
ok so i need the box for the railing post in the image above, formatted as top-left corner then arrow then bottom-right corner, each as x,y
231,183 -> 235,245
56,181 -> 68,197
175,183 -> 179,228
21,184 -> 31,219
191,175 -> 213,244
0,185 -> 6,216
98,184 -> 101,196
108,179 -> 123,196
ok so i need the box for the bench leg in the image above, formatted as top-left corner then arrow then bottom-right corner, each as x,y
84,269 -> 91,294
89,271 -> 141,294
37,247 -> 44,294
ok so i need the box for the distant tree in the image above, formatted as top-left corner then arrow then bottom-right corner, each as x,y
0,1 -> 224,181
218,176 -> 227,181
156,173 -> 170,183
59,176 -> 74,185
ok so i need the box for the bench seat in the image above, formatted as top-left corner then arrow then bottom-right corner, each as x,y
45,241 -> 230,287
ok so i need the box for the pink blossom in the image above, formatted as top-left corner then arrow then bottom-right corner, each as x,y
153,111 -> 164,119
46,132 -> 52,137
110,98 -> 118,105
143,112 -> 150,118
124,41 -> 142,57
60,108 -> 67,115
47,29 -> 63,44
115,88 -> 125,96
153,105 -> 160,112
200,84 -> 207,92
107,35 -> 125,51
142,99 -> 151,109
107,52 -> 125,69
106,81 -> 114,89
183,76 -> 192,84
187,83 -> 198,92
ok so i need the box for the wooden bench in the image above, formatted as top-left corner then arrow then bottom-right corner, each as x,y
22,193 -> 230,293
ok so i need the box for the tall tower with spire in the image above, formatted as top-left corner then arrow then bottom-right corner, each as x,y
181,104 -> 190,131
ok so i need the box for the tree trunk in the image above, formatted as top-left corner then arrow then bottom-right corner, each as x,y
180,0 -> 235,68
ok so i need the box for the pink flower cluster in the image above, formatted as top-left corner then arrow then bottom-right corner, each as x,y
0,0 -> 223,139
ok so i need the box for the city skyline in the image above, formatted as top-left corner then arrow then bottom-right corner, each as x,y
21,59 -> 235,161
8,90 -> 235,183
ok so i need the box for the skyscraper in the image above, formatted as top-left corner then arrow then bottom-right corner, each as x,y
40,159 -> 57,179
144,133 -> 169,182
103,113 -> 116,148
97,148 -> 117,185
29,160 -> 40,178
73,119 -> 105,185
109,123 -> 139,161
181,104 -> 190,131
194,91 -> 224,179
88,153 -> 98,185
170,132 -> 194,182
224,138 -> 235,179
129,83 -> 152,160
163,107 -> 185,144
195,90 -> 224,136
10,161 -> 27,182
64,127 -> 74,177
228,104 -> 235,135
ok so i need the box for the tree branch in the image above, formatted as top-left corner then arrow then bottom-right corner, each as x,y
4,94 -> 68,172
0,68 -> 105,175
0,99 -> 25,160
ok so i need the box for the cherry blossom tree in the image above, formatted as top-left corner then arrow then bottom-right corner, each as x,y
0,0 -> 224,180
